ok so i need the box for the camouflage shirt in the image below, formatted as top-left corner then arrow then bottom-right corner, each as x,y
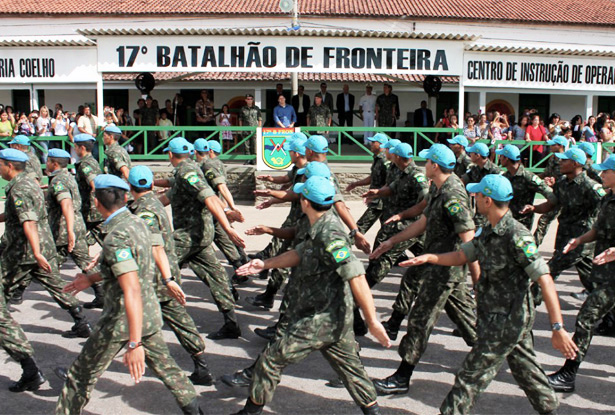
388,162 -> 429,226
308,104 -> 331,128
199,158 -> 226,195
104,142 -> 131,178
2,172 -> 57,266
239,105 -> 262,127
541,153 -> 561,179
591,190 -> 615,284
288,210 -> 365,342
422,174 -> 475,282
454,151 -> 472,179
98,208 -> 163,342
46,169 -> 88,246
287,165 -> 306,224
584,159 -> 602,184
75,154 -> 103,223
168,158 -> 216,247
368,152 -> 389,209
25,149 -> 43,182
504,164 -> 556,230
129,191 -> 179,301
462,210 -> 548,320
462,159 -> 501,185
552,171 -> 604,241
376,94 -> 396,127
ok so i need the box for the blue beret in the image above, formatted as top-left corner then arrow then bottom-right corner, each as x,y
74,134 -> 96,143
48,148 -> 72,159
94,174 -> 130,191
104,124 -> 122,135
0,148 -> 29,163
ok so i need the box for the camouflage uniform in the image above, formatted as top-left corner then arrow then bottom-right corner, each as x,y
75,154 -> 104,246
504,164 -> 556,231
129,192 -> 206,356
1,172 -> 80,311
584,159 -> 602,184
249,210 -> 377,409
56,208 -> 196,414
376,94 -> 396,127
534,155 -> 562,245
307,104 -> 331,135
25,148 -> 43,182
239,104 -> 262,154
462,159 -> 501,228
398,174 -> 477,365
47,169 -> 92,270
365,162 -> 428,288
168,158 -> 235,314
571,190 -> 615,362
547,172 -> 603,293
453,151 -> 472,179
440,210 -> 558,415
103,141 -> 131,178
356,151 -> 389,235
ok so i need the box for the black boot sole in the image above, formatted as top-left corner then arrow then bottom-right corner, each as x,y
9,373 -> 46,392
220,373 -> 251,388
189,374 -> 214,386
245,297 -> 273,310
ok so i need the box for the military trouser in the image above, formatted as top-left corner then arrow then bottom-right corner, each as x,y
547,235 -> 595,293
175,243 -> 235,312
3,259 -> 79,311
85,220 -> 104,247
268,237 -> 294,293
572,282 -> 615,362
356,204 -> 383,235
56,329 -> 196,415
160,298 -> 206,356
392,264 -> 427,315
365,223 -> 423,288
517,214 -> 535,234
57,241 -> 93,272
533,209 -> 560,246
250,328 -> 377,408
213,220 -> 243,264
440,301 -> 558,415
0,277 -> 34,362
242,131 -> 256,155
399,269 -> 477,365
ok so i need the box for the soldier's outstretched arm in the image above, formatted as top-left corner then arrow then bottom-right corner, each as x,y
236,250 -> 300,276
350,275 -> 391,348
152,245 -> 186,305
334,201 -> 371,254
245,225 -> 297,240
384,199 -> 427,224
204,195 -> 245,248
399,250 -> 468,268
563,228 -> 597,254
538,274 -> 578,360
0,213 -> 5,222
459,230 -> 481,285
370,215 -> 427,260
521,199 -> 556,215
362,185 -> 392,200
154,178 -> 172,188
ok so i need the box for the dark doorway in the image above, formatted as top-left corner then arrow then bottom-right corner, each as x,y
12,89 -> 31,113
518,94 -> 550,121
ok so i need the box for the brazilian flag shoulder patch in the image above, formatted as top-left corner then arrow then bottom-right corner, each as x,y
530,175 -> 543,185
115,248 -> 133,262
414,173 -> 427,183
593,183 -> 606,197
444,198 -> 462,215
332,246 -> 351,263
14,198 -> 23,207
205,169 -> 216,180
183,171 -> 200,185
53,182 -> 65,193
137,211 -> 157,227
515,235 -> 538,258
82,166 -> 92,174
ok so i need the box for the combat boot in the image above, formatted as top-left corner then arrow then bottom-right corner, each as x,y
181,398 -> 204,415
207,310 -> 241,340
382,310 -> 405,341
362,403 -> 382,415
254,324 -> 276,341
220,367 -> 252,388
232,399 -> 264,415
189,353 -> 214,386
84,282 -> 104,309
9,357 -> 46,392
245,284 -> 276,310
353,308 -> 368,337
9,285 -> 27,305
373,373 -> 410,395
66,306 -> 93,338
547,359 -> 579,392
231,286 -> 240,302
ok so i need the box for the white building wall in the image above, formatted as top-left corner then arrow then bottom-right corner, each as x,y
43,88 -> 96,113
485,92 -> 520,116
549,95 -> 586,120
0,90 -> 12,107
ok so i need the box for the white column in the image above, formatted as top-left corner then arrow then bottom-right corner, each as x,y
478,91 -> 486,115
96,73 -> 104,119
585,94 -> 594,120
457,76 -> 465,124
254,87 -> 263,108
30,84 -> 39,111
291,72 -> 298,96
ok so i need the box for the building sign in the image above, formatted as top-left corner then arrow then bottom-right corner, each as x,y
257,128 -> 293,171
0,48 -> 99,84
97,36 -> 464,75
464,52 -> 615,91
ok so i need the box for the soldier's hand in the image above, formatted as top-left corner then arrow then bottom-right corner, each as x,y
63,273 -> 93,295
354,232 -> 371,255
245,225 -> 268,236
226,209 -> 244,223
256,199 -> 274,210
84,253 -> 100,272
399,254 -> 432,267
166,281 -> 186,306
369,240 -> 393,260
236,259 -> 265,276
544,177 -> 555,187
384,214 -> 402,225
367,320 -> 392,348
123,346 -> 145,384
361,189 -> 378,200
35,253 -> 52,273
67,230 -> 76,253
345,183 -> 356,192
519,204 -> 534,215
257,175 -> 273,182
552,330 -> 578,360
227,228 -> 246,248
39,184 -> 49,190
563,238 -> 580,254
593,247 -> 615,265
254,189 -> 271,197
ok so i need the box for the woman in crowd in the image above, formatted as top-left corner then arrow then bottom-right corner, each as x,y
548,113 -> 563,138
0,110 -> 14,138
571,114 -> 584,142
218,103 -> 234,152
583,116 -> 598,142
477,113 -> 490,140
463,115 -> 481,144
525,113 -> 548,163
51,109 -> 70,149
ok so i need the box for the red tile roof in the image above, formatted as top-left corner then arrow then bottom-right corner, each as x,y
3,0 -> 615,26
102,72 -> 460,84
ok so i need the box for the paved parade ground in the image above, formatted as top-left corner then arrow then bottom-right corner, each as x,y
1,200 -> 614,415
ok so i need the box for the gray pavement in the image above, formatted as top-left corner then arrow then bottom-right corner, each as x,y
1,200 -> 614,415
